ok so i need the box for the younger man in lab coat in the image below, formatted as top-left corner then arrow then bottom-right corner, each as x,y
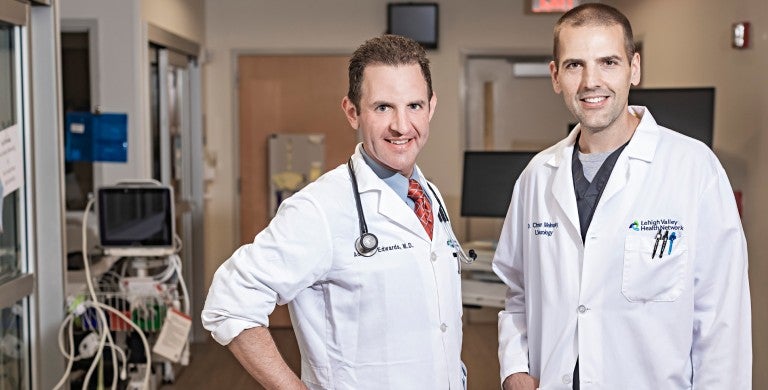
203,35 -> 467,389
493,4 -> 751,389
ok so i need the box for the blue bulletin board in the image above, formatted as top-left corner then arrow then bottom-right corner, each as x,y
65,112 -> 128,162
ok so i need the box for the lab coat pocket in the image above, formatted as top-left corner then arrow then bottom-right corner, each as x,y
622,235 -> 687,302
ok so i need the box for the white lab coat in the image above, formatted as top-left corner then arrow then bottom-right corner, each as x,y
493,107 -> 751,389
203,145 -> 465,390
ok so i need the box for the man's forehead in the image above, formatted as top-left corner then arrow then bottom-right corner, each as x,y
359,64 -> 428,95
558,25 -> 626,58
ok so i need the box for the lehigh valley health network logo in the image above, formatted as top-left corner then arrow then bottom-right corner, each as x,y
628,220 -> 640,231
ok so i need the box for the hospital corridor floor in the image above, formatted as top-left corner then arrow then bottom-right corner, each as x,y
161,320 -> 500,390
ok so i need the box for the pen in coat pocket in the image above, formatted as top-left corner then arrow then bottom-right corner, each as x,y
658,230 -> 669,258
667,232 -> 677,255
651,228 -> 662,259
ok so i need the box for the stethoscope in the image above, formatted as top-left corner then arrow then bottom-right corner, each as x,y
347,158 -> 476,271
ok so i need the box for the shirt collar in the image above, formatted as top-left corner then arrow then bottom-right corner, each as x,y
548,105 -> 660,168
359,146 -> 424,204
623,106 -> 660,163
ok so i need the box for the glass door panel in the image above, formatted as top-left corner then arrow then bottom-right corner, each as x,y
0,301 -> 26,389
0,23 -> 22,282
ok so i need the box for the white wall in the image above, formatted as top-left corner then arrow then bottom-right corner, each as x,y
60,0 -> 205,189
60,0 -> 148,188
142,0 -> 205,43
609,0 -> 768,386
202,0 -> 561,286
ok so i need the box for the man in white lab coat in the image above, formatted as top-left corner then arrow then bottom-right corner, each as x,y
203,35 -> 468,389
493,4 -> 751,390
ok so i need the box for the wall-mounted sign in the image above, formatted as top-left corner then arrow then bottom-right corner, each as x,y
65,112 -> 128,162
529,0 -> 581,14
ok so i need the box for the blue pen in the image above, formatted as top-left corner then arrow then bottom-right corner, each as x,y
668,232 -> 677,255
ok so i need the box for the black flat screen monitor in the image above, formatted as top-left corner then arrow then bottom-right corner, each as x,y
628,87 -> 715,148
461,151 -> 536,218
97,185 -> 175,257
387,3 -> 439,49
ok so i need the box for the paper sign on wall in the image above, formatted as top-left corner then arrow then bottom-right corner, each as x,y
0,124 -> 23,198
0,124 -> 22,234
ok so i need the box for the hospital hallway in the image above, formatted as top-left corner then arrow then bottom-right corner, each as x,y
161,321 -> 500,389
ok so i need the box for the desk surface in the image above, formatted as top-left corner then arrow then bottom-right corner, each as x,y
460,242 -> 506,308
461,279 -> 506,309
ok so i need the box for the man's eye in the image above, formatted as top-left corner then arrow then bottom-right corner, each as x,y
408,103 -> 422,110
375,105 -> 389,112
564,63 -> 581,69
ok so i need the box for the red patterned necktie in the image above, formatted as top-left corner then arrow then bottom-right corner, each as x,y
407,179 -> 433,239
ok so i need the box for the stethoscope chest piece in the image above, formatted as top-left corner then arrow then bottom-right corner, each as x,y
355,232 -> 378,257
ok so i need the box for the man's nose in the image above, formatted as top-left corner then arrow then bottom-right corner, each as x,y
390,110 -> 408,134
581,65 -> 601,89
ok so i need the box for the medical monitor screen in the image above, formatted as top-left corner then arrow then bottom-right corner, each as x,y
628,87 -> 715,148
387,3 -> 439,49
461,151 -> 536,218
97,186 -> 174,255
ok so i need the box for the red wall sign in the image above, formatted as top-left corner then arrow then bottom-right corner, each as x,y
531,0 -> 579,13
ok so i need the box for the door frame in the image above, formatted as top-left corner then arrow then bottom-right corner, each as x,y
147,24 -> 206,342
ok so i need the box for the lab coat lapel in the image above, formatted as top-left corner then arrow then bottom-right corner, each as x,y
597,107 -> 658,207
376,182 -> 433,242
351,151 -> 432,243
548,135 -> 581,239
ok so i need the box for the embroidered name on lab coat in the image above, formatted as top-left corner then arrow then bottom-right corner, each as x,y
353,242 -> 415,257
528,221 -> 559,237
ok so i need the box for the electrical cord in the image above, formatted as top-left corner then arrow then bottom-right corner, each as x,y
54,301 -> 146,390
173,234 -> 183,254
170,254 -> 190,315
54,196 -> 152,390
79,196 -> 119,390
54,305 -> 118,390
52,314 -> 75,390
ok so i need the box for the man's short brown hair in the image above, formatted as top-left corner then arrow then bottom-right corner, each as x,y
553,3 -> 635,67
347,34 -> 433,113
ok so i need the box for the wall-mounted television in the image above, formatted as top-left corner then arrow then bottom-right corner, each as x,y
387,3 -> 439,49
98,184 -> 175,257
461,151 -> 537,218
628,87 -> 715,148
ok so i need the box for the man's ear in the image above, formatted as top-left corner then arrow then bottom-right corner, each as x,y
549,61 -> 562,94
630,52 -> 642,86
428,92 -> 437,121
341,96 -> 359,129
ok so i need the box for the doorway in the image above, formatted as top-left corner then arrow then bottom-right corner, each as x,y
148,29 -> 205,341
463,55 -> 573,241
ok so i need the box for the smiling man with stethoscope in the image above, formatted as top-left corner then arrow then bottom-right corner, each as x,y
203,35 -> 473,390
